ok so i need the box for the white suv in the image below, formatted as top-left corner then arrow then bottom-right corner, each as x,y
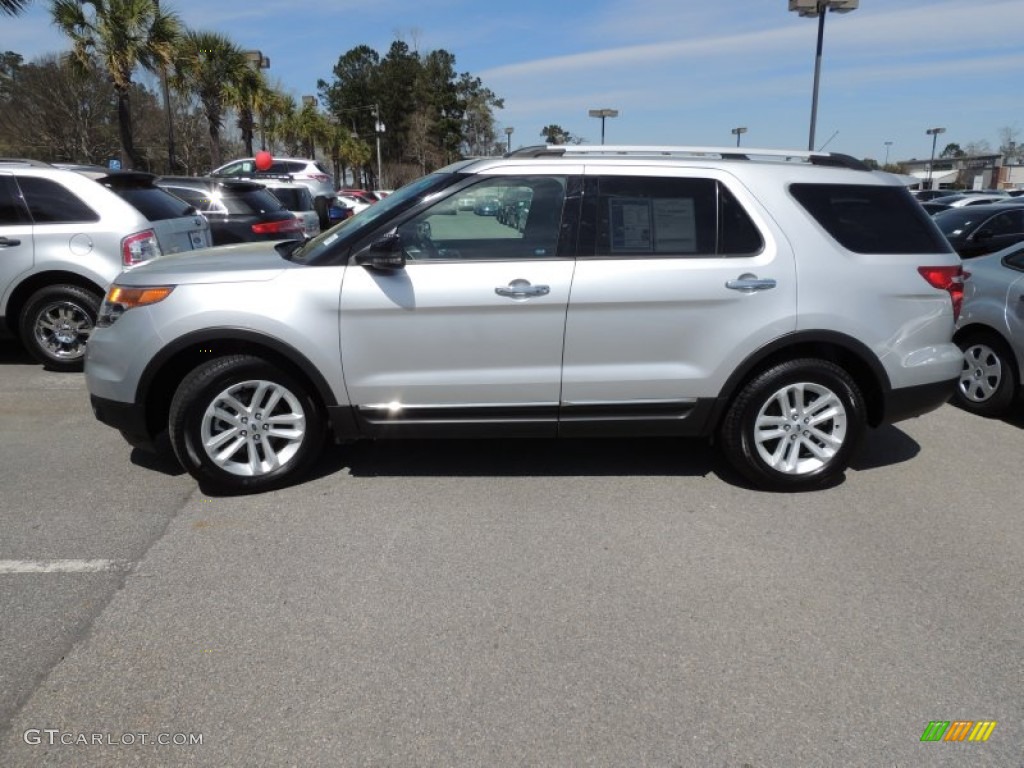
85,145 -> 964,493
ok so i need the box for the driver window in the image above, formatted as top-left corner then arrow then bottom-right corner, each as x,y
397,176 -> 566,261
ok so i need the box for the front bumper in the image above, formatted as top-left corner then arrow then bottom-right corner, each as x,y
90,395 -> 154,451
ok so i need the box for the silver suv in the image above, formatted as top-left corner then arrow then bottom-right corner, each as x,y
85,145 -> 964,493
0,160 -> 212,370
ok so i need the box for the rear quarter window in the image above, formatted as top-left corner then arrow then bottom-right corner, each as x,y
790,183 -> 951,254
109,186 -> 194,221
17,176 -> 100,223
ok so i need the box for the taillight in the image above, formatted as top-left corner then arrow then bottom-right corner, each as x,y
918,265 -> 965,321
251,218 -> 304,235
121,230 -> 162,267
309,173 -> 330,183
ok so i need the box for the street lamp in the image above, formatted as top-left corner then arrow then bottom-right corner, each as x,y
731,127 -> 748,147
926,127 -> 946,190
505,126 -> 514,153
884,140 -> 893,166
789,0 -> 858,151
243,50 -> 270,153
588,108 -> 619,145
374,106 -> 385,190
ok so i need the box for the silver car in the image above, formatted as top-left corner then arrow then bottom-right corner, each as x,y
85,145 -> 963,494
0,160 -> 212,370
954,242 -> 1024,415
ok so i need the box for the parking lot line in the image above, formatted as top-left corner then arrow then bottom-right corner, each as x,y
0,559 -> 130,574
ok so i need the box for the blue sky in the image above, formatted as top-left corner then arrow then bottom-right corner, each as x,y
5,0 -> 1024,164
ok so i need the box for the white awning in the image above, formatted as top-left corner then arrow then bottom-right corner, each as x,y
908,169 -> 958,185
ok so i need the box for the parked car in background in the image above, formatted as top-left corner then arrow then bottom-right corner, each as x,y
920,202 -> 952,216
338,189 -> 378,206
335,193 -> 371,215
914,189 -> 951,202
259,181 -> 320,237
928,193 -> 1008,207
474,196 -> 501,216
209,157 -> 335,229
953,242 -> 1024,416
157,177 -> 304,245
932,203 -> 1024,258
0,159 -> 211,370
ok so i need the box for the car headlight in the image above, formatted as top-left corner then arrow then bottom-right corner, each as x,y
97,285 -> 174,327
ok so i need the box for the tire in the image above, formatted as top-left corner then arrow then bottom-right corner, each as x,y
955,332 -> 1018,417
718,359 -> 866,492
19,284 -> 102,372
314,196 -> 331,230
168,355 -> 325,493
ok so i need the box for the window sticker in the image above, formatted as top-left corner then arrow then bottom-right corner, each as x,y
652,198 -> 697,253
609,198 -> 653,252
608,197 -> 697,253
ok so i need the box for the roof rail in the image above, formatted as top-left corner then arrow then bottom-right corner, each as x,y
0,157 -> 54,167
505,144 -> 870,171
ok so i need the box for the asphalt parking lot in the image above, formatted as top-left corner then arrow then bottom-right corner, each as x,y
0,340 -> 1021,767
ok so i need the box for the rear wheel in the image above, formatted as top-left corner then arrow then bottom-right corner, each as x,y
314,196 -> 331,230
19,284 -> 102,372
168,355 -> 325,493
719,359 -> 866,491
955,332 -> 1017,416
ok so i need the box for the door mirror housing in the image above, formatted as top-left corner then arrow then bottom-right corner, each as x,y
353,233 -> 406,270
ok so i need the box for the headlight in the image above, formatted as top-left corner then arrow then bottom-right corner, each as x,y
97,285 -> 174,327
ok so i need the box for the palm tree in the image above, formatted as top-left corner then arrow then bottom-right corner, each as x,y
1,0 -> 31,15
1,0 -> 30,14
172,30 -> 249,168
51,0 -> 180,169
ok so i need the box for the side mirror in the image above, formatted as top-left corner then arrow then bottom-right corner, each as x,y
353,233 -> 406,270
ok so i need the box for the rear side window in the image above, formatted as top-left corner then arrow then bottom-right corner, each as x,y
268,188 -> 312,211
584,176 -> 763,257
220,189 -> 286,215
790,183 -> 951,254
16,176 -> 99,223
0,175 -> 30,224
163,186 -> 224,214
108,186 -> 193,221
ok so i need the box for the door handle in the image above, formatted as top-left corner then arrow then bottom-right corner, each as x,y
726,273 -> 776,293
0,237 -> 21,247
495,279 -> 550,299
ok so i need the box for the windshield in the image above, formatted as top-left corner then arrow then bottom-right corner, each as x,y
289,171 -> 462,264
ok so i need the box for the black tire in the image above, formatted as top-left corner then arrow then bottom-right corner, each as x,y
314,196 -> 331,230
718,359 -> 866,492
19,284 -> 102,372
168,355 -> 325,493
954,332 -> 1018,417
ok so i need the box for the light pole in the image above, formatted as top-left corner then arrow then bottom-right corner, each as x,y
505,126 -> 514,153
926,127 -> 946,190
731,127 -> 748,147
884,140 -> 893,166
789,0 -> 858,151
588,108 -> 619,144
374,105 -> 385,190
243,50 -> 270,154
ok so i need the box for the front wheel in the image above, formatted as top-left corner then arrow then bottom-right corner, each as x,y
718,359 -> 866,492
168,355 -> 325,493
